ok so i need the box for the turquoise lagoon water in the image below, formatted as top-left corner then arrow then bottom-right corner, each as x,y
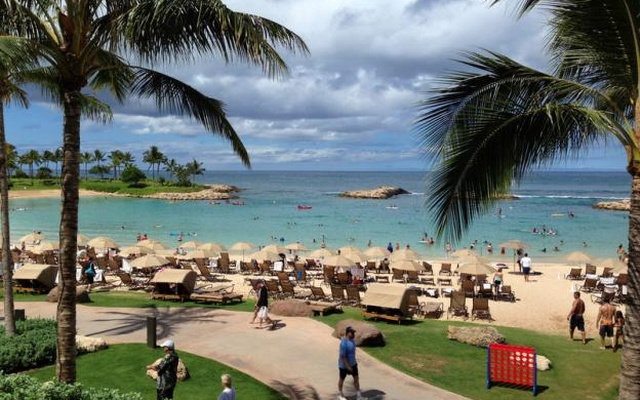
7,170 -> 631,261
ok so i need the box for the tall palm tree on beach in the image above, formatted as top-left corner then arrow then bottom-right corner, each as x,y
414,1 -> 640,397
143,145 -> 165,180
164,158 -> 178,182
0,0 -> 307,383
93,149 -> 105,167
21,149 -> 40,180
80,151 -> 92,179
186,158 -> 204,184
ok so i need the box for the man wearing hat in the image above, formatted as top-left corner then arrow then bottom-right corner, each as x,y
338,326 -> 364,400
146,339 -> 179,400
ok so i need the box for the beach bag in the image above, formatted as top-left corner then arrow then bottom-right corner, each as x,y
258,306 -> 268,319
85,263 -> 96,277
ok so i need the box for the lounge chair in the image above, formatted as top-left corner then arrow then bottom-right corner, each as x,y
566,267 -> 583,280
477,283 -> 494,299
276,271 -> 291,285
365,261 -> 377,273
259,260 -> 273,275
391,268 -> 405,283
421,301 -> 444,319
585,263 -> 597,276
438,276 -> 453,286
407,293 -> 421,317
265,279 -> 282,299
439,263 -> 452,276
423,287 -> 439,298
461,279 -> 475,298
336,272 -> 350,286
309,286 -> 329,301
447,291 -> 468,319
471,297 -> 492,321
345,285 -> 362,307
420,276 -> 435,286
195,263 -> 221,282
422,261 -> 434,275
280,280 -> 297,298
407,270 -> 420,284
590,287 -> 617,304
116,271 -> 149,290
497,285 -> 515,302
330,285 -> 346,304
191,284 -> 244,304
322,266 -> 336,287
579,278 -> 598,292
601,267 -> 614,278
305,259 -> 318,270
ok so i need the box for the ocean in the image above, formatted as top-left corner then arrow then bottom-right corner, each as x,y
7,170 -> 631,261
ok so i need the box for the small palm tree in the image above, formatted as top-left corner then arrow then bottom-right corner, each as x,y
80,151 -> 92,179
164,158 -> 178,182
21,149 -> 40,180
143,145 -> 165,180
93,149 -> 105,167
186,158 -> 205,184
414,1 -> 640,397
108,150 -> 124,179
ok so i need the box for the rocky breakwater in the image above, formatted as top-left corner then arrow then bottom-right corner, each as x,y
339,185 -> 410,199
593,199 -> 630,211
141,184 -> 241,201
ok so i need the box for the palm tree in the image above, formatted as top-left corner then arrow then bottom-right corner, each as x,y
143,145 -> 165,180
164,158 -> 178,182
93,149 -> 105,167
80,151 -> 92,179
414,1 -> 640,397
41,149 -> 54,169
0,0 -> 307,383
5,143 -> 16,180
121,151 -> 135,168
53,147 -> 63,178
108,150 -> 123,179
186,158 -> 205,184
21,149 -> 40,180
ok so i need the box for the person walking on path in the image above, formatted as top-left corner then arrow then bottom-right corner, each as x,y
338,326 -> 364,400
567,291 -> 586,344
596,298 -> 616,350
146,339 -> 179,400
520,253 -> 532,282
217,373 -> 236,400
251,280 -> 276,329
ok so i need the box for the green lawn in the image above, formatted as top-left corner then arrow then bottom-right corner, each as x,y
27,343 -> 284,400
8,177 -> 208,195
316,308 -> 620,400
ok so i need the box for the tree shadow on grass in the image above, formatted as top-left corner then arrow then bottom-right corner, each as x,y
84,306 -> 228,339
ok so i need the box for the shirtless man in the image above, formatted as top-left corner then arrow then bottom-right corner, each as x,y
596,297 -> 616,350
567,292 -> 586,344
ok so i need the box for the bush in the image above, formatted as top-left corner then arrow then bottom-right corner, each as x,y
13,170 -> 28,179
0,319 -> 57,373
35,167 -> 52,180
120,166 -> 146,185
0,373 -> 143,400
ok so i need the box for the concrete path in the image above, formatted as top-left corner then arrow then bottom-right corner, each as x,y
8,302 -> 468,400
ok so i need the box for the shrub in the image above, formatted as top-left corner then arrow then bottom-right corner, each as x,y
120,166 -> 146,185
13,170 -> 28,179
0,319 -> 57,373
0,373 -> 143,400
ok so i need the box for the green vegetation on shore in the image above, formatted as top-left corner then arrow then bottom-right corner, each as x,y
27,343 -> 285,400
10,178 -> 207,196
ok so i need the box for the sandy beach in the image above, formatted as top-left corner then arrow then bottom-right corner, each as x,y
8,189 -> 112,199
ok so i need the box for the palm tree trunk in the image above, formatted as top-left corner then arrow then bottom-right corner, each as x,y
0,104 -> 15,336
56,90 -> 80,383
621,171 -> 640,399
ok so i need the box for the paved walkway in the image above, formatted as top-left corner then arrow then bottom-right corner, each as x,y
8,302 -> 467,400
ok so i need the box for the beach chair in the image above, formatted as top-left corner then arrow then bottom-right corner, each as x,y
421,301 -> 444,319
280,280 -> 296,298
336,272 -> 351,286
195,263 -> 220,282
265,280 -> 282,299
305,259 -> 318,270
330,285 -> 346,304
423,287 -> 439,298
471,297 -> 492,321
497,285 -> 516,302
391,268 -> 405,283
420,276 -> 435,286
407,270 -> 420,284
590,286 -> 617,304
601,267 -> 614,278
309,286 -> 329,301
259,260 -> 273,275
566,267 -> 583,280
422,261 -> 434,275
439,263 -> 452,276
447,291 -> 468,319
407,293 -> 421,317
276,271 -> 291,285
585,263 -> 597,276
579,278 -> 598,292
116,271 -> 149,290
345,285 -> 362,307
477,283 -> 494,299
322,266 -> 335,287
461,279 -> 475,298
365,261 -> 377,273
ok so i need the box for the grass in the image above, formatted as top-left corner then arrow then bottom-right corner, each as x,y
85,291 -> 256,313
8,178 -> 207,196
315,308 -> 620,400
27,343 -> 285,400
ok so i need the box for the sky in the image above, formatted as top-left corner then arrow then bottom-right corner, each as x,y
4,0 -> 628,172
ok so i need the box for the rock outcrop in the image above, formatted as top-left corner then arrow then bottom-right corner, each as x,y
270,299 -> 314,317
116,184 -> 242,201
339,186 -> 410,199
536,354 -> 552,371
76,335 -> 108,354
47,286 -> 91,303
333,319 -> 386,347
447,325 -> 506,347
593,199 -> 630,211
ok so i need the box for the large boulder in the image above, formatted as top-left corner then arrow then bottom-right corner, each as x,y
146,358 -> 190,381
447,326 -> 506,347
333,319 -> 385,347
47,286 -> 91,303
76,335 -> 108,354
270,299 -> 313,317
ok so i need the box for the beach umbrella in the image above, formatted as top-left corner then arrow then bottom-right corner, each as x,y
186,249 -> 218,259
199,242 -> 226,252
499,239 -> 530,270
262,244 -> 287,254
230,242 -> 254,251
285,242 -> 307,252
179,240 -> 201,249
309,248 -> 335,259
248,249 -> 280,262
32,241 -> 58,254
339,246 -> 361,254
363,246 -> 390,260
88,236 -> 119,249
130,254 -> 171,269
120,245 -> 155,257
457,261 -> 496,276
136,239 -> 167,250
344,251 -> 367,264
565,251 -> 592,264
390,259 -> 424,272
389,248 -> 420,261
597,258 -> 627,273
77,234 -> 90,246
322,255 -> 356,268
451,249 -> 478,259
19,232 -> 45,243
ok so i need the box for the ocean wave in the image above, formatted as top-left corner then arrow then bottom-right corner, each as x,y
514,194 -> 629,200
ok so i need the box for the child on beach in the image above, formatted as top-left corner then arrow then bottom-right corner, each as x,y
614,310 -> 625,352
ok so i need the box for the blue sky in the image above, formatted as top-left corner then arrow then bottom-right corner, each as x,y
4,0 -> 628,171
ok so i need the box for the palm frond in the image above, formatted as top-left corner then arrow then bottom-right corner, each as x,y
114,0 -> 308,78
86,49 -> 133,103
415,51 -> 626,241
129,67 -> 250,167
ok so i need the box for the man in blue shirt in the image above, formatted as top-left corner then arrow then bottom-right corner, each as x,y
338,326 -> 364,400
